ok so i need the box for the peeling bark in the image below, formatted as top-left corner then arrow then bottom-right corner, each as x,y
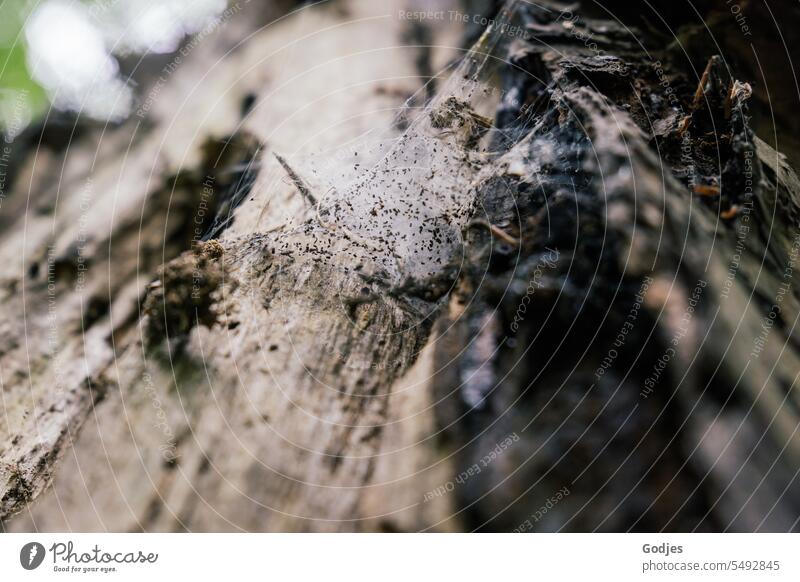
3,0 -> 800,532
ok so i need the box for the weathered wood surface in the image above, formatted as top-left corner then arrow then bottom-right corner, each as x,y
3,0 -> 800,532
2,0 -> 470,532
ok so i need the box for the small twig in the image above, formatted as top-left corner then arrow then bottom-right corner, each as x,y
466,218 -> 520,246
274,152 -> 318,206
691,57 -> 715,112
679,57 -> 716,136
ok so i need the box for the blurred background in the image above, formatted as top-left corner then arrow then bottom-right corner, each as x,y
0,0 -> 234,135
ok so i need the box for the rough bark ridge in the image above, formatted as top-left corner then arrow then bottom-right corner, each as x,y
3,0 -> 800,531
2,0 -> 472,531
430,0 -> 800,531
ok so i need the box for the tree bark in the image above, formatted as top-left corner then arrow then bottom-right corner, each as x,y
3,0 -> 800,532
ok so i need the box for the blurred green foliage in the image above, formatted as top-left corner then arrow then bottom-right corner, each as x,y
0,0 -> 47,135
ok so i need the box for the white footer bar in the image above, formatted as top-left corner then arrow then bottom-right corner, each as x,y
1,534 -> 795,581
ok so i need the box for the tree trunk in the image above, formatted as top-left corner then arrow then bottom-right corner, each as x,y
3,0 -> 800,532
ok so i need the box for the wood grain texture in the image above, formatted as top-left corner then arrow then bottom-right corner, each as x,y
3,0 -> 800,532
